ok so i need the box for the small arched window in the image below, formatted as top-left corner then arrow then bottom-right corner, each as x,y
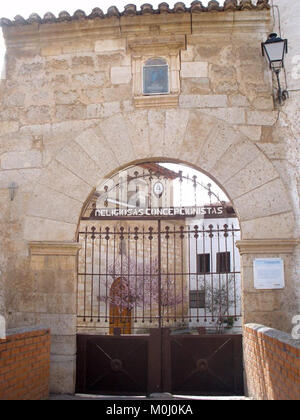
143,58 -> 169,95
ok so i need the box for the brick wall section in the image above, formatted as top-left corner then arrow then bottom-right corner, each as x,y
0,327 -> 50,400
244,324 -> 300,400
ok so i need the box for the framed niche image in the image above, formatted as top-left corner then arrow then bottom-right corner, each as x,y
143,58 -> 169,95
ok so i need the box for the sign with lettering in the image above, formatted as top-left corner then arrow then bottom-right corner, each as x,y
92,206 -> 226,218
253,258 -> 285,290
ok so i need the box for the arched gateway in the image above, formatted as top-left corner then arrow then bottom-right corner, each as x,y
26,119 -> 298,395
75,161 -> 244,395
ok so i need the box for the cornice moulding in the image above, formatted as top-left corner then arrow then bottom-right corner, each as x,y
236,239 -> 299,255
29,241 -> 81,256
2,9 -> 271,49
192,9 -> 270,33
3,20 -> 122,49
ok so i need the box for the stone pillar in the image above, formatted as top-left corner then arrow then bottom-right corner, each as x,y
29,242 -> 81,394
236,239 -> 299,333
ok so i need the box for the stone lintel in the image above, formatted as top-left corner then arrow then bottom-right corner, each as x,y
29,241 -> 81,257
236,239 -> 299,255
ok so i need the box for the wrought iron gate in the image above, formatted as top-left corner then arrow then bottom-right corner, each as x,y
77,220 -> 241,334
76,220 -> 243,396
76,162 -> 243,396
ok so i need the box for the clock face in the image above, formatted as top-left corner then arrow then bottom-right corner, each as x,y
153,181 -> 164,198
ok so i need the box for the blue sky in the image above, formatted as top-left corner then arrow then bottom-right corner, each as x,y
0,1 -> 210,75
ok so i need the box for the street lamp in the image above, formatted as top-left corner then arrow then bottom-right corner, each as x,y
261,33 -> 289,104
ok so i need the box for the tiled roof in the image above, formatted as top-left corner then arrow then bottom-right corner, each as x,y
0,1 -> 270,27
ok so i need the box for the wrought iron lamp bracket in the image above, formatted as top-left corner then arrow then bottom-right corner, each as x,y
274,69 -> 289,105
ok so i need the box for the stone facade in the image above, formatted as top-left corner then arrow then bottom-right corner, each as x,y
0,1 -> 299,394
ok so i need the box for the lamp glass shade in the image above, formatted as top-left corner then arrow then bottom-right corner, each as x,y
262,35 -> 287,70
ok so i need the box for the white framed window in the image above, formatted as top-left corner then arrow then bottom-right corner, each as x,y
143,58 -> 169,96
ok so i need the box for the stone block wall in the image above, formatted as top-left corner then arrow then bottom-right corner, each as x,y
244,324 -> 300,400
0,327 -> 50,400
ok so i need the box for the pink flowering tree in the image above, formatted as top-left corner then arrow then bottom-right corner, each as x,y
99,257 -> 183,316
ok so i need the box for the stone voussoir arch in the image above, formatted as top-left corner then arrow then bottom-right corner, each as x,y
25,108 -> 298,393
24,108 -> 294,243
